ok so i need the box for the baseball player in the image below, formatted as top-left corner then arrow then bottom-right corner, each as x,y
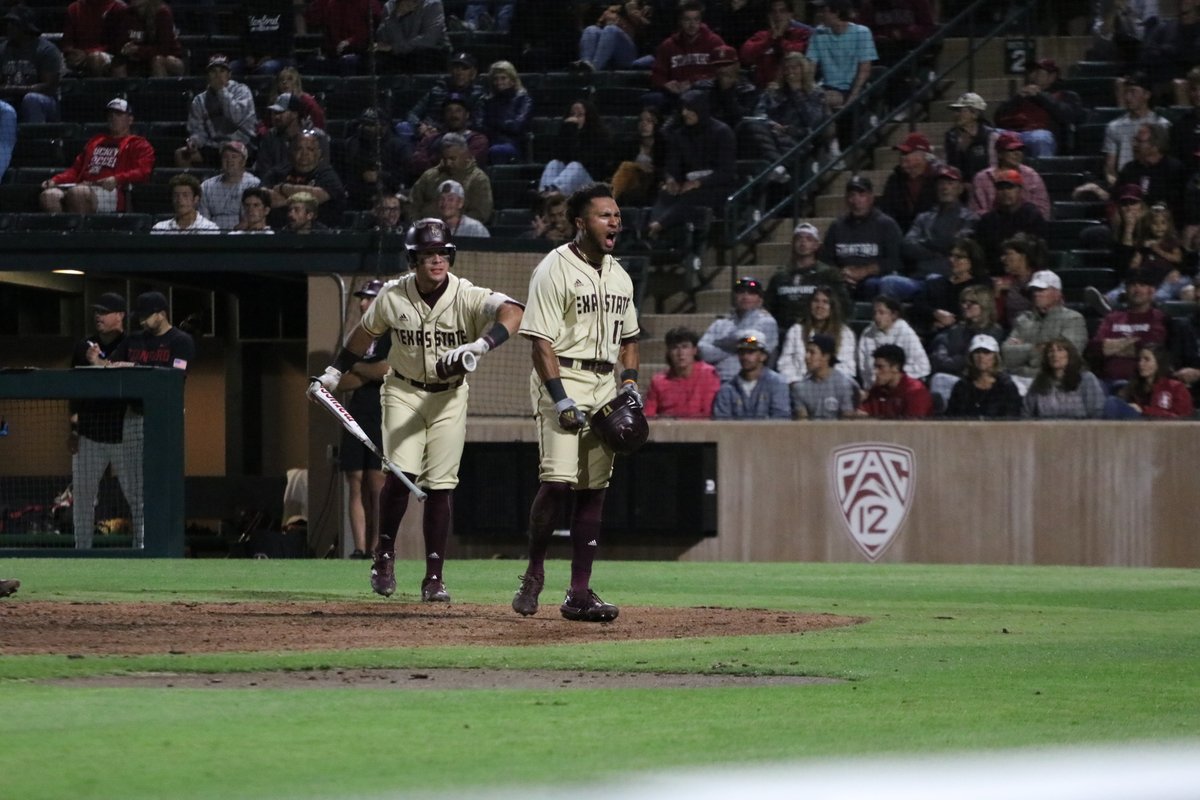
512,183 -> 641,622
313,218 -> 523,602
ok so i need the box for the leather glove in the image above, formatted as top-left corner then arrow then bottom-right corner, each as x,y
619,379 -> 643,407
554,397 -> 587,431
310,366 -> 342,394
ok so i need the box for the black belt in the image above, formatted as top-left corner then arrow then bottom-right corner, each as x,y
558,357 -> 614,374
397,374 -> 461,393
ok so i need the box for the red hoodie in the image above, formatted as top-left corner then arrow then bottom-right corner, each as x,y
63,0 -> 126,53
52,133 -> 156,212
651,23 -> 727,90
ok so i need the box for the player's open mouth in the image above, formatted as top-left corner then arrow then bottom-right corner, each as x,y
605,232 -> 617,246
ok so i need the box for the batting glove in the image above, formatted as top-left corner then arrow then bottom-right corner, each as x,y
554,397 -> 587,431
439,338 -> 490,371
619,379 -> 643,407
310,366 -> 343,394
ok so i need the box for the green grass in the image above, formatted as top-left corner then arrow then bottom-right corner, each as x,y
1,559 -> 1198,799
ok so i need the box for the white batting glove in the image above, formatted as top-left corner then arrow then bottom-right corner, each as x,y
554,397 -> 587,431
439,338 -> 490,371
310,366 -> 342,394
619,380 -> 643,407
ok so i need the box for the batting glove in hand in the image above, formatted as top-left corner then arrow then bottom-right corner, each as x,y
554,397 -> 587,431
619,380 -> 643,407
438,338 -> 490,371
310,366 -> 343,394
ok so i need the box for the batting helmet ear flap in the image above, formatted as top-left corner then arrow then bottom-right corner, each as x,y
405,217 -> 457,268
589,392 -> 649,455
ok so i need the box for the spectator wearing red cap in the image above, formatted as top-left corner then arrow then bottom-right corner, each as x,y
971,132 -> 1051,219
943,92 -> 998,183
994,58 -> 1086,158
879,131 -> 941,235
739,0 -> 812,89
903,163 -> 978,282
177,54 -> 258,169
693,45 -> 759,131
650,1 -> 728,109
973,168 -> 1047,271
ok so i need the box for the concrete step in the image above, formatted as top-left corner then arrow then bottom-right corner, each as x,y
695,288 -> 728,314
640,312 -> 721,339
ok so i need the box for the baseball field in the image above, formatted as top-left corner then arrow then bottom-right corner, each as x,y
1,558 -> 1198,799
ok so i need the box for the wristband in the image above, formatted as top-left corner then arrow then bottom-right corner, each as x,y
331,348 -> 359,374
544,377 -> 567,403
481,321 -> 510,350
620,369 -> 638,383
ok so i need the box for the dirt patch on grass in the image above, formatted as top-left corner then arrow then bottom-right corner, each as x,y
1,601 -> 859,688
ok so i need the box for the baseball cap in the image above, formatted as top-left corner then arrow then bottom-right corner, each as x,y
221,140 -> 248,158
809,333 -> 839,364
894,132 -> 932,154
1117,183 -> 1144,202
1027,270 -> 1062,291
968,334 -> 1000,353
736,329 -> 768,351
734,276 -> 764,295
450,51 -> 477,67
354,279 -> 385,298
935,164 -> 963,181
793,221 -> 820,239
948,92 -> 987,111
134,291 -> 169,316
106,97 -> 132,114
1033,58 -> 1059,73
995,131 -> 1025,151
993,168 -> 1023,187
206,53 -> 230,70
438,179 -> 465,198
268,92 -> 304,113
846,174 -> 874,193
92,292 -> 126,313
710,45 -> 738,66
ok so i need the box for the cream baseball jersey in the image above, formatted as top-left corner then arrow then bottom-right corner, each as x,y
361,273 -> 495,383
519,243 -> 640,360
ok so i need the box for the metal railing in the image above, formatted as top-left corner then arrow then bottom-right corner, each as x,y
722,0 -> 1037,262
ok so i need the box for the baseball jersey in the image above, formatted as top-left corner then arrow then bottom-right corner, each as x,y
360,272 -> 495,384
519,243 -> 641,362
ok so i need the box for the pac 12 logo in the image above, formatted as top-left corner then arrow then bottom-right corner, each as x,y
830,443 -> 915,561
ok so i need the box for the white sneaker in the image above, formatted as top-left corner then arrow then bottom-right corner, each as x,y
770,165 -> 790,183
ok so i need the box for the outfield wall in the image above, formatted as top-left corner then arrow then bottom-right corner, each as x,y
324,418 -> 1199,569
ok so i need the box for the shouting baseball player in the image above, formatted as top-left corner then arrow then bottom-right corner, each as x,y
313,218 -> 523,602
512,183 -> 641,622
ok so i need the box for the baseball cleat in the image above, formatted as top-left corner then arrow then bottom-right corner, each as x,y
370,551 -> 396,597
512,573 -> 544,616
0,578 -> 19,598
560,588 -> 618,622
421,576 -> 450,603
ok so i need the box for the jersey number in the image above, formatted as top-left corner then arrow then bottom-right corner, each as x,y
611,320 -> 622,345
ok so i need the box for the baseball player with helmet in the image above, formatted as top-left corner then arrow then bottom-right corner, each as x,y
313,218 -> 524,602
512,182 -> 644,622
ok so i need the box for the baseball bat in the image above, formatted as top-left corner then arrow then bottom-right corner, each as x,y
307,383 -> 428,501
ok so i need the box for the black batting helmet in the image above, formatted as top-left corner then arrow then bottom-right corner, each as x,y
405,217 -> 456,268
589,392 -> 649,455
